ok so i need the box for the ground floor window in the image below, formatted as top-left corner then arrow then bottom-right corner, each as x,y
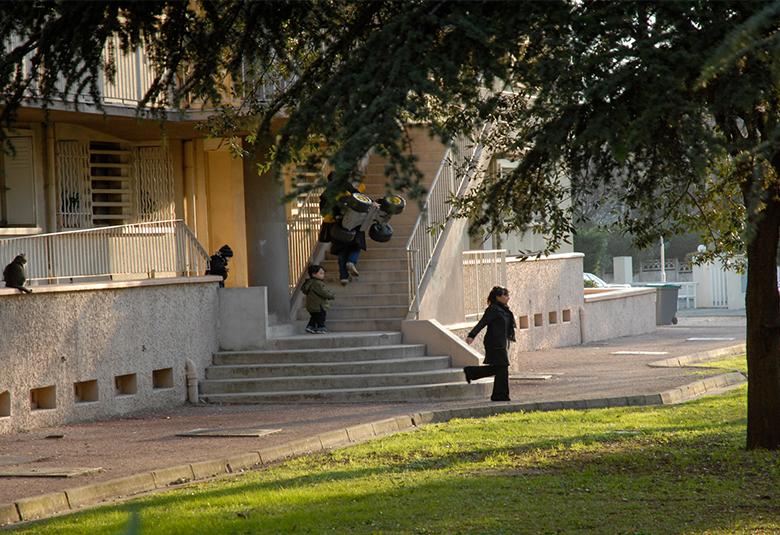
1,136 -> 36,227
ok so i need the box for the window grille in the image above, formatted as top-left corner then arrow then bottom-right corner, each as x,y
90,141 -> 132,226
56,141 -> 93,229
133,146 -> 175,223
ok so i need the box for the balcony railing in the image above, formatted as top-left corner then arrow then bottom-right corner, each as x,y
13,33 -> 279,113
0,220 -> 210,284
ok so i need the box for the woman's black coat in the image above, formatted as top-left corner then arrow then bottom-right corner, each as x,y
467,301 -> 516,366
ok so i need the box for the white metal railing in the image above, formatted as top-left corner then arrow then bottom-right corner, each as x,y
287,187 -> 325,293
406,128 -> 487,316
0,220 -> 209,284
463,250 -> 507,318
677,281 -> 697,309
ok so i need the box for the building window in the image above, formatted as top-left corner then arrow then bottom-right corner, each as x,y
56,140 -> 174,230
56,140 -> 92,229
134,146 -> 175,223
1,136 -> 36,227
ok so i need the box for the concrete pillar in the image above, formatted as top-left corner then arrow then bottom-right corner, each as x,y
243,137 -> 291,323
217,287 -> 269,350
692,263 -> 712,308
613,256 -> 633,284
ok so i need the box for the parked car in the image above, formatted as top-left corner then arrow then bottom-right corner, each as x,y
583,272 -> 632,288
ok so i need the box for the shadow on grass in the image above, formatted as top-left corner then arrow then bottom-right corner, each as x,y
15,389 -> 778,535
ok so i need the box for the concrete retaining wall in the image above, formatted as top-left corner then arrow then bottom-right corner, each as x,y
583,287 -> 657,342
448,253 -> 656,373
0,277 -> 221,434
448,254 -> 584,374
503,253 -> 584,352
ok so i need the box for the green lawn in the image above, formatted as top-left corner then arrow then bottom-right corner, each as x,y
12,357 -> 779,535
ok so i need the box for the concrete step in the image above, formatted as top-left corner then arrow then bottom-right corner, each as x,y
320,234 -> 414,252
377,209 -> 422,222
267,331 -> 404,350
320,257 -> 408,272
367,239 -> 414,250
322,270 -> 408,284
200,380 -> 491,404
329,293 -> 408,308
330,305 -> 409,321
267,323 -> 297,339
213,343 -> 427,365
329,246 -> 406,260
324,281 -> 408,296
201,368 -> 467,394
290,296 -> 409,320
325,318 -> 405,332
296,304 -> 408,321
364,143 -> 447,161
363,160 -> 443,177
205,355 -> 451,380
328,275 -> 409,299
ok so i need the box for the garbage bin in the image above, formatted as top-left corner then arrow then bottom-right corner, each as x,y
648,283 -> 679,325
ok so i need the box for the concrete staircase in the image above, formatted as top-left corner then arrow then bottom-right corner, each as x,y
198,130 -> 491,404
199,331 -> 491,403
295,128 -> 448,332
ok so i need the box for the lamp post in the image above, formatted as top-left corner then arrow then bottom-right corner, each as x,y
660,237 -> 666,283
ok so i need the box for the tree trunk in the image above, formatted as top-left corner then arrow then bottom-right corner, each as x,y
745,195 -> 780,450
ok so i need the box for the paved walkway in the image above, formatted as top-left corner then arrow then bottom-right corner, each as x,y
0,312 -> 747,526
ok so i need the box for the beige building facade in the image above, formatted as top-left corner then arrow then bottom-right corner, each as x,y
2,108 -> 257,290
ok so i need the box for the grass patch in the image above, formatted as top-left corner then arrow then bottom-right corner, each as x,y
11,385 -> 780,535
686,354 -> 747,378
705,354 -> 748,373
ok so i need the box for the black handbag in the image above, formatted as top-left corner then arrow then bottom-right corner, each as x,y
318,222 -> 333,243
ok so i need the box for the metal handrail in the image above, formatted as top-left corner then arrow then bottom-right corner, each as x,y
406,126 -> 488,316
0,220 -> 210,284
463,250 -> 507,318
287,186 -> 325,293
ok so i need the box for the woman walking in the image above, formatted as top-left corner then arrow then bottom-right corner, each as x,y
464,285 -> 516,402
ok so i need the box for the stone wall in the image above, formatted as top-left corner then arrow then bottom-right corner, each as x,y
0,277 -> 221,434
449,254 -> 585,374
448,253 -> 657,374
582,287 -> 657,342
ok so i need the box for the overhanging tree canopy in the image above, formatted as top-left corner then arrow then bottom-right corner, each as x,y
2,0 -> 779,449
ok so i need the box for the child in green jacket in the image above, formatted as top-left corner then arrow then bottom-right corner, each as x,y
301,264 -> 335,333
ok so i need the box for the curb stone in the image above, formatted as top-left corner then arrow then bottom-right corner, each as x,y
0,369 -> 747,527
151,465 -> 195,488
190,459 -> 229,480
649,344 -> 746,368
227,452 -> 262,473
66,473 -> 156,510
14,492 -> 68,522
0,502 -> 19,525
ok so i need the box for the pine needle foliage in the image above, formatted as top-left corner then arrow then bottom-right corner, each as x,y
2,1 -> 780,448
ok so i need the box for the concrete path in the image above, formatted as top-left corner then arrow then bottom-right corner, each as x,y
0,312 -> 747,526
